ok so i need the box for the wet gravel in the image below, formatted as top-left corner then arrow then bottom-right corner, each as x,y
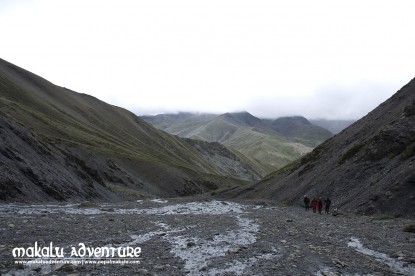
0,198 -> 414,275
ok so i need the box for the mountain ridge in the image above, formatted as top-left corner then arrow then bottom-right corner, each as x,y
220,77 -> 415,217
0,58 -> 261,202
143,112 -> 333,175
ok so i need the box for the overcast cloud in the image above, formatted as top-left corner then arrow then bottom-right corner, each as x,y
1,0 -> 414,119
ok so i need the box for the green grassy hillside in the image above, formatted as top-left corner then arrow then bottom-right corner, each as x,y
143,112 -> 326,175
267,116 -> 333,147
0,58 -> 260,202
223,128 -> 312,175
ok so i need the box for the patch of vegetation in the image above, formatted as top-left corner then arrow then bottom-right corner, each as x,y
300,145 -> 323,165
400,142 -> 415,161
403,223 -> 415,233
339,143 -> 365,164
199,119 -> 238,141
291,125 -> 333,147
372,214 -> 395,221
298,163 -> 315,176
106,183 -> 147,197
223,129 -> 309,175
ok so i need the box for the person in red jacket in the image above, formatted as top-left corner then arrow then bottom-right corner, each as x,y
311,198 -> 318,213
317,197 -> 324,214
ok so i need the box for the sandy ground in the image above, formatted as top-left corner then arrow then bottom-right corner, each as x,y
0,199 -> 414,275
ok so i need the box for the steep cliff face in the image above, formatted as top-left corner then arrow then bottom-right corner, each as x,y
0,58 -> 260,202
225,77 -> 415,217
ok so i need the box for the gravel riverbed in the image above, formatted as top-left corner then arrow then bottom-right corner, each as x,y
0,199 -> 414,275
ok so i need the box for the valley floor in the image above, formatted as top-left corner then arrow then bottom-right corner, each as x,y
0,199 -> 414,275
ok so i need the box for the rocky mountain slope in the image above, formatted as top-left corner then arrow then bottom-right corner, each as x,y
222,77 -> 415,217
143,112 -> 332,175
0,58 -> 261,202
263,116 -> 333,147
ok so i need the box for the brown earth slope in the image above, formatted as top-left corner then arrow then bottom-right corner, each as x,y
222,77 -> 415,217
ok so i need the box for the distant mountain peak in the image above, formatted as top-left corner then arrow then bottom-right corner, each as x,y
272,116 -> 311,126
219,111 -> 265,128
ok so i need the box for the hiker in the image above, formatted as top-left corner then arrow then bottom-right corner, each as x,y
317,197 -> 323,214
324,197 -> 332,214
311,198 -> 318,213
303,195 -> 310,211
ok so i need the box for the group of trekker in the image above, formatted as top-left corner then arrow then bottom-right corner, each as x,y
303,195 -> 331,214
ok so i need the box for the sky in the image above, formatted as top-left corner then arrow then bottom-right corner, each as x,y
1,0 -> 414,119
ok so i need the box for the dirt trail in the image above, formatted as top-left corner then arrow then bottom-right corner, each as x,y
0,199 -> 414,275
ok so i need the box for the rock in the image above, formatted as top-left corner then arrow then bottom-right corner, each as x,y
187,241 -> 196,247
332,209 -> 344,216
397,251 -> 405,257
136,268 -> 149,275
321,271 -> 339,276
79,201 -> 99,208
228,247 -> 242,254
8,224 -> 15,228
54,263 -> 76,272
101,208 -> 115,212
332,259 -> 346,268
52,264 -> 64,271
